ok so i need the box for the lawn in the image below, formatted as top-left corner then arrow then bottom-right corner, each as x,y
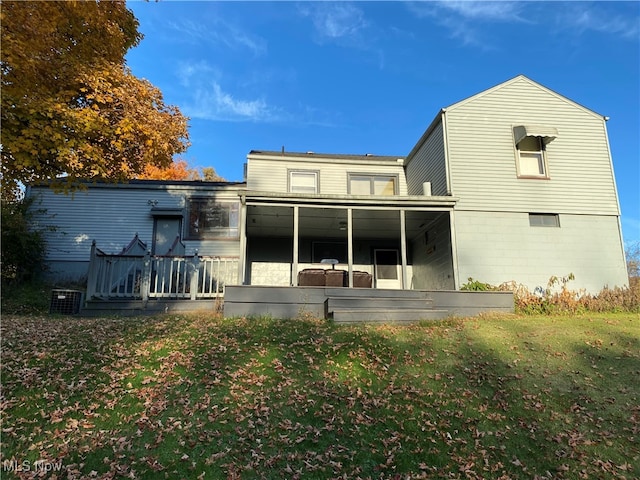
1,312 -> 638,479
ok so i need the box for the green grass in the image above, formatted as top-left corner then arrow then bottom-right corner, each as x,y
1,312 -> 638,479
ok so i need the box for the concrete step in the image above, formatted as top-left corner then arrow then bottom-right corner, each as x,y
326,296 -> 433,311
331,308 -> 449,324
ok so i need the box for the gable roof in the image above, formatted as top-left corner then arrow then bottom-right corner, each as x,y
444,74 -> 605,119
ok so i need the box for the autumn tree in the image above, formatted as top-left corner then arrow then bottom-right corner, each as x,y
200,166 -> 225,182
0,0 -> 190,199
138,159 -> 200,181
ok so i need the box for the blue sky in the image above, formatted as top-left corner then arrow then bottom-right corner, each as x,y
125,1 -> 640,246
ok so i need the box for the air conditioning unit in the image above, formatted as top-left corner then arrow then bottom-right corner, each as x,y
49,289 -> 83,315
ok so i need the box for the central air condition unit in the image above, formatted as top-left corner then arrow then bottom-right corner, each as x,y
49,289 -> 83,315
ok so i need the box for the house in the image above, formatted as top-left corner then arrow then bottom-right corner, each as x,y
27,75 -> 628,318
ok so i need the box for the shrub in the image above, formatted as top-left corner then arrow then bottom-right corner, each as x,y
469,274 -> 640,314
1,196 -> 52,286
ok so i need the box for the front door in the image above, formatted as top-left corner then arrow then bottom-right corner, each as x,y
374,249 -> 401,289
153,217 -> 182,255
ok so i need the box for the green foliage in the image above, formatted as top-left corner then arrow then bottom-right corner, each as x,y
2,313 -> 638,478
0,196 -> 51,286
460,277 -> 497,291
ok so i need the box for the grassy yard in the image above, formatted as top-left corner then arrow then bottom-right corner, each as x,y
1,312 -> 638,479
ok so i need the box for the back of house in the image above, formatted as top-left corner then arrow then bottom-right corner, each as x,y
27,75 -> 628,304
405,75 -> 628,293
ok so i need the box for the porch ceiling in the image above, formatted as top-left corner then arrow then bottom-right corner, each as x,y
247,205 -> 447,240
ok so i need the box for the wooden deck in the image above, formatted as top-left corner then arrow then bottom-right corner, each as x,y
223,286 -> 514,323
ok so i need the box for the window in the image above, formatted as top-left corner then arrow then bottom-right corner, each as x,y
348,174 -> 397,195
289,170 -> 318,194
516,136 -> 548,178
529,213 -> 560,227
187,199 -> 239,239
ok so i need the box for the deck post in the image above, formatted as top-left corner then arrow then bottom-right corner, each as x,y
86,240 -> 98,300
347,208 -> 353,288
238,196 -> 247,285
292,206 -> 299,286
141,251 -> 151,302
400,209 -> 408,289
190,253 -> 200,300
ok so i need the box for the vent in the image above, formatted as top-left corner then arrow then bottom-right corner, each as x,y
49,289 -> 83,315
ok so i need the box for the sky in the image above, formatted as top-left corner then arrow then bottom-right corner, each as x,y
124,1 -> 640,246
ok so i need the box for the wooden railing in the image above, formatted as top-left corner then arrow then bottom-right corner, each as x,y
86,241 -> 239,300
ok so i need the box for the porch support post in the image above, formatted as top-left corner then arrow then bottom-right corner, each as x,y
86,240 -> 98,300
347,208 -> 353,288
238,197 -> 247,284
292,205 -> 299,286
400,209 -> 409,289
141,250 -> 151,302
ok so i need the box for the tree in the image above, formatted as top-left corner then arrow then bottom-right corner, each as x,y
1,0 -> 190,198
200,167 -> 226,182
0,196 -> 50,285
138,159 -> 200,181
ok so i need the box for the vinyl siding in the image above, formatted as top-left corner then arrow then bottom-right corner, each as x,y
247,158 -> 408,195
454,210 -> 628,294
410,213 -> 454,289
444,78 -> 619,215
405,119 -> 448,196
28,185 -> 242,268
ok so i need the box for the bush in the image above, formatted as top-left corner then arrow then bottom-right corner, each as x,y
1,196 -> 51,286
469,274 -> 640,314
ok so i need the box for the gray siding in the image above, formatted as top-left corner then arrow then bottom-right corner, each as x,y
28,184 -> 242,280
453,211 -> 628,294
410,213 -> 454,289
405,119 -> 448,196
445,77 -> 620,215
247,157 -> 408,195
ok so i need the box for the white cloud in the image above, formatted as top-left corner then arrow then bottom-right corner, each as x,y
433,1 -> 524,21
563,5 -> 639,40
406,1 -> 526,50
299,3 -> 369,43
167,18 -> 267,56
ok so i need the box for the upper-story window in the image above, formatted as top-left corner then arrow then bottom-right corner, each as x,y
186,198 -> 239,239
513,125 -> 558,179
348,174 -> 398,195
289,170 -> 319,194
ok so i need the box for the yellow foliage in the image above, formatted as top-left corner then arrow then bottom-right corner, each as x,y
0,1 -> 190,199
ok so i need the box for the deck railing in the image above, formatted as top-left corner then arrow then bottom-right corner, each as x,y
86,241 -> 239,300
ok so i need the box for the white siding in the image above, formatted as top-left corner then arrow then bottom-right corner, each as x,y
445,77 -> 620,215
405,119 -> 449,196
454,211 -> 628,294
247,157 -> 408,195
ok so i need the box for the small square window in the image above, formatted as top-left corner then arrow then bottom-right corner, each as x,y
529,213 -> 559,227
289,171 -> 318,194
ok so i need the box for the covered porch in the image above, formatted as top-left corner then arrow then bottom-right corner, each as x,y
242,194 -> 458,291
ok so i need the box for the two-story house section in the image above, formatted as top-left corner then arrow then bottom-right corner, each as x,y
405,75 -> 628,293
242,150 -> 458,290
